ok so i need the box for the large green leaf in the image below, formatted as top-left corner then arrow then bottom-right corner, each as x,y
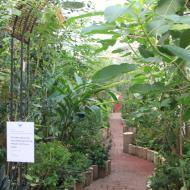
104,6 -> 134,23
183,107 -> 190,121
138,45 -> 154,58
129,83 -> 164,94
66,12 -> 103,25
180,29 -> 190,48
97,38 -> 117,52
164,45 -> 190,66
156,0 -> 185,15
82,24 -> 115,34
147,18 -> 171,35
92,63 -> 137,83
162,15 -> 190,24
170,24 -> 190,31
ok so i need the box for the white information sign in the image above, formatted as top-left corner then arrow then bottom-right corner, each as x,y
7,122 -> 35,163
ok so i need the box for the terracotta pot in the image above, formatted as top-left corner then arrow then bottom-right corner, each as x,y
75,182 -> 84,190
98,166 -> 107,178
92,165 -> 98,180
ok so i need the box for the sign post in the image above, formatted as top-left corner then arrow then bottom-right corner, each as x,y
7,122 -> 34,163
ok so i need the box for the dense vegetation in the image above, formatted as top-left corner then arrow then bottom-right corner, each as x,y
81,0 -> 190,189
1,0 -> 190,189
0,0 -> 113,189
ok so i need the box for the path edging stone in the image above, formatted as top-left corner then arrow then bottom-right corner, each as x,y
122,126 -> 165,190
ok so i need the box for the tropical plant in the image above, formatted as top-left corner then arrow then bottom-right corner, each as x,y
63,152 -> 91,186
26,141 -> 71,189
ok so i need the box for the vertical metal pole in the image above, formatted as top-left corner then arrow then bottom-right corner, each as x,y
20,36 -> 24,120
26,41 -> 30,114
18,35 -> 25,188
10,37 -> 14,121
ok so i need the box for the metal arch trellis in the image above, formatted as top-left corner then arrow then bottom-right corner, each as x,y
8,1 -> 46,189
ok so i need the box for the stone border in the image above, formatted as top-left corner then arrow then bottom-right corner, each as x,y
65,127 -> 112,190
123,131 -> 165,164
71,160 -> 111,190
122,127 -> 165,190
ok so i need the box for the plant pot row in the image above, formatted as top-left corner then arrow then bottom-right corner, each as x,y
69,160 -> 111,190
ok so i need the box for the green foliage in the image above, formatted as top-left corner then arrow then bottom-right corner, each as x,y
0,148 -> 5,164
156,0 -> 185,15
104,5 -> 134,23
82,24 -> 115,34
27,141 -> 71,189
164,45 -> 190,67
64,152 -> 91,185
0,0 -> 114,189
88,144 -> 108,168
69,152 -> 91,174
68,113 -> 109,167
93,63 -> 137,83
129,83 -> 164,94
6,0 -> 190,189
79,1 -> 190,188
150,156 -> 190,190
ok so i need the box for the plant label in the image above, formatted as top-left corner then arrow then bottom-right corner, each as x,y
7,122 -> 35,163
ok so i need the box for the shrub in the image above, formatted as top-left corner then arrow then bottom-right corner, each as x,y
27,141 -> 71,189
150,155 -> 190,190
63,152 -> 92,186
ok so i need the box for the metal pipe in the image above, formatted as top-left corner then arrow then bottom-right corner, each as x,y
10,37 -> 14,121
20,37 -> 24,120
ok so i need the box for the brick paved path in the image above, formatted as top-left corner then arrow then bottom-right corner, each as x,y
85,113 -> 154,190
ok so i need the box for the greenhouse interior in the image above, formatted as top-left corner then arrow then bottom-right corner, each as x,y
0,0 -> 190,190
